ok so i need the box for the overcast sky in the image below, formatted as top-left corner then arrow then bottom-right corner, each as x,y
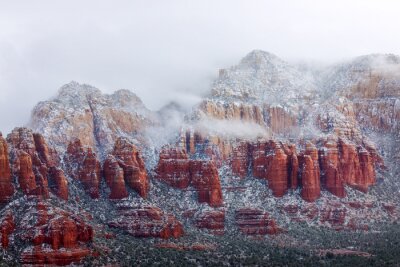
1,0 -> 400,134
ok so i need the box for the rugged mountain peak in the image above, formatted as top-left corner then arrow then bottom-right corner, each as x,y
239,50 -> 285,69
56,81 -> 102,104
211,49 -> 317,105
30,82 -> 155,155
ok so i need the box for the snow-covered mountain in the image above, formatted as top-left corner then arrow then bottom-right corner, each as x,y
211,50 -> 318,106
1,51 -> 400,266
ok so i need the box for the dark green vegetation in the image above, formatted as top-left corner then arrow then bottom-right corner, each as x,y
1,225 -> 399,266
81,223 -> 400,267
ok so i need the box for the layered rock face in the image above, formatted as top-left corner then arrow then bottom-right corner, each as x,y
155,147 -> 191,188
30,82 -> 155,153
6,128 -> 68,200
190,160 -> 223,207
235,208 -> 279,235
104,138 -> 149,199
181,129 -> 232,162
0,134 -> 14,203
196,100 -> 298,134
65,139 -> 101,198
108,205 -> 184,238
156,147 -> 223,207
19,202 -> 93,265
194,210 -> 225,235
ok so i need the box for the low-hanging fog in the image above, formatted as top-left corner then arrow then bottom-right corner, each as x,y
1,0 -> 400,134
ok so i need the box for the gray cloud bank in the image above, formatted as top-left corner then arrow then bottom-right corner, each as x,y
1,0 -> 400,133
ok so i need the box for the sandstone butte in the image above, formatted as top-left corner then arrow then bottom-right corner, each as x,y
155,146 -> 223,207
65,138 -> 101,198
6,127 -> 68,200
103,137 -> 149,199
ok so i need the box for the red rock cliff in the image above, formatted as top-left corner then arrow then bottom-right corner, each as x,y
156,147 -> 223,207
0,134 -> 14,203
319,139 -> 346,197
299,143 -> 321,202
156,147 -> 191,188
107,138 -> 149,198
252,141 -> 290,197
20,202 -> 93,265
7,128 -> 68,200
65,139 -> 101,198
103,154 -> 129,199
190,160 -> 223,207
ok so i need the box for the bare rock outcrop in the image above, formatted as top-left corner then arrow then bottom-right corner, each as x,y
235,208 -> 280,235
30,82 -> 155,153
64,139 -> 101,198
19,202 -> 94,265
156,146 -> 223,207
104,138 -> 149,199
7,128 -> 68,200
0,134 -> 14,203
108,205 -> 184,239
